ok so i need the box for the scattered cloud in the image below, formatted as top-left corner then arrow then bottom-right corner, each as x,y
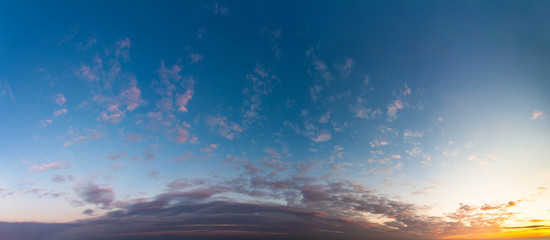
154,61 -> 195,117
0,79 -> 17,105
201,144 -> 218,153
107,151 -> 127,161
370,140 -> 389,147
172,126 -> 190,144
63,129 -> 104,146
386,84 -> 411,121
30,161 -> 71,171
190,53 -> 203,63
261,26 -> 282,59
53,108 -> 68,117
125,132 -> 143,141
74,181 -> 115,207
94,77 -> 146,123
318,110 -> 331,124
207,116 -> 243,140
54,25 -> 80,46
213,2 -> 230,16
36,119 -> 53,128
242,63 -> 275,121
115,38 -> 131,61
337,57 -> 354,76
313,130 -> 332,142
52,93 -> 66,106
75,65 -> 99,82
531,110 -> 544,120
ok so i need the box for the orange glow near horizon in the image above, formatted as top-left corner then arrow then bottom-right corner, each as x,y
441,223 -> 550,240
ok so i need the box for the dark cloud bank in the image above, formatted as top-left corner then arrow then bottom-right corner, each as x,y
2,170 -> 546,240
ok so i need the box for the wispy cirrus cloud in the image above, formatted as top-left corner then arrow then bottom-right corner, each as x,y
0,79 -> 17,105
29,161 -> 71,171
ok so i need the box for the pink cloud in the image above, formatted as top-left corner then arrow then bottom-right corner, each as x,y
75,65 -> 99,82
64,129 -> 104,146
531,110 -> 544,120
176,88 -> 194,112
200,144 -> 218,152
115,38 -> 131,60
312,131 -> 331,142
387,99 -> 404,118
100,104 -> 124,123
173,126 -> 189,144
30,161 -> 71,171
52,93 -> 66,105
36,119 -> 52,128
207,116 -> 243,140
120,79 -> 145,111
370,140 -> 389,147
53,108 -> 67,117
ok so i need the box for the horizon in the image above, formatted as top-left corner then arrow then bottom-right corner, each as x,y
1,1 -> 550,239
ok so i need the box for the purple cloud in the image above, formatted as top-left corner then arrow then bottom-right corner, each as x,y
74,181 -> 115,207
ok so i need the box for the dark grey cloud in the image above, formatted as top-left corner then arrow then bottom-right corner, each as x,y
0,188 -> 421,240
2,166 -> 532,240
74,182 -> 115,207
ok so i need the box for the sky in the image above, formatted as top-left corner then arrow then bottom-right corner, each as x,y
1,1 -> 550,239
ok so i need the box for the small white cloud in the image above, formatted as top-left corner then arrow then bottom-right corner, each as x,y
531,110 -> 544,120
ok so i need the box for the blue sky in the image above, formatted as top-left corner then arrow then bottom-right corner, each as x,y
1,1 -> 550,239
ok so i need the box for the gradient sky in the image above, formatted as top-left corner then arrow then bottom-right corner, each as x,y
1,1 -> 550,239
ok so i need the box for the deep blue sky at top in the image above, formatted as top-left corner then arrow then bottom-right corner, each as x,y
0,0 -> 549,223
1,0 -> 549,165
